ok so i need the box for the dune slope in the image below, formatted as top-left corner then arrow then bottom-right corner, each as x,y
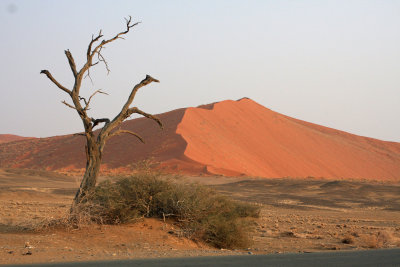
176,98 -> 400,180
0,134 -> 34,144
1,98 -> 399,180
0,108 -> 192,172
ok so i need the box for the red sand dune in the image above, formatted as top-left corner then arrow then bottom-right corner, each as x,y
0,134 -> 34,144
1,98 -> 399,181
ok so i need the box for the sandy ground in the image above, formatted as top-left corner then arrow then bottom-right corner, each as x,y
0,169 -> 399,265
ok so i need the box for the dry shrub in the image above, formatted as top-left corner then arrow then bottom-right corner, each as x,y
281,231 -> 296,237
341,235 -> 355,244
35,206 -> 98,232
377,231 -> 393,246
351,231 -> 360,237
362,234 -> 380,248
74,173 -> 260,249
361,231 -> 394,248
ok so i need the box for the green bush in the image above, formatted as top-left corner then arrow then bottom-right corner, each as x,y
77,173 -> 260,248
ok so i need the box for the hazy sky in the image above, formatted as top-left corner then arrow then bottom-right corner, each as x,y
1,0 -> 399,142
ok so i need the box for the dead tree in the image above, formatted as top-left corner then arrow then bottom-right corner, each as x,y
40,17 -> 162,208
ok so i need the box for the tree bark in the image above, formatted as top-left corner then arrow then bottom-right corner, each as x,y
72,137 -> 103,206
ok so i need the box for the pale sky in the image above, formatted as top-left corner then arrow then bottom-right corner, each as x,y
0,0 -> 399,142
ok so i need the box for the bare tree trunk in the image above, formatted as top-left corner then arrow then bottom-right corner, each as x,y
73,138 -> 102,206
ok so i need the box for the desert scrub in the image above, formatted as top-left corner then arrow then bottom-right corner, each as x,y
75,172 -> 260,249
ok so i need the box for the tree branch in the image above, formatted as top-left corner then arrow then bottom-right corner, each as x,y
40,70 -> 72,95
84,68 -> 95,84
83,90 -> 108,111
96,46 -> 110,74
127,107 -> 163,129
62,100 -> 78,110
79,17 -> 140,83
121,75 -> 160,113
87,30 -> 103,61
65,50 -> 77,77
98,74 -> 160,139
88,17 -> 140,71
93,16 -> 140,55
79,96 -> 88,106
91,118 -> 110,128
107,129 -> 144,143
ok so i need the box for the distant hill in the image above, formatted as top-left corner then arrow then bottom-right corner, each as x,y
0,134 -> 34,144
1,98 -> 399,181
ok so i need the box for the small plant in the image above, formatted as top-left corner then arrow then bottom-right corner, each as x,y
341,235 -> 355,244
74,172 -> 260,249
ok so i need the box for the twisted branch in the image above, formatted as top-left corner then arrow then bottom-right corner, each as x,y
91,118 -> 110,128
107,129 -> 144,143
79,96 -> 88,106
127,107 -> 163,129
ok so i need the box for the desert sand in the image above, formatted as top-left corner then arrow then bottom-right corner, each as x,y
0,169 -> 399,264
0,98 -> 399,181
